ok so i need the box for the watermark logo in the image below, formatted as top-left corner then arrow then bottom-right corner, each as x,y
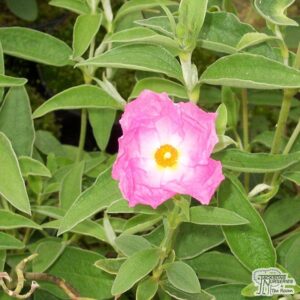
252,268 -> 296,296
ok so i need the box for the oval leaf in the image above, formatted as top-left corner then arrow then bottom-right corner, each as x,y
115,234 -> 153,256
58,167 -> 122,235
254,0 -> 298,26
77,44 -> 183,81
5,0 -> 38,21
0,232 -> 24,250
0,87 -> 35,156
218,177 -> 276,271
0,133 -> 30,214
187,252 -> 251,284
0,209 -> 41,230
33,85 -> 123,119
165,261 -> 201,294
130,77 -> 187,100
0,74 -> 27,87
73,13 -> 102,58
19,156 -> 51,178
190,206 -> 249,226
263,197 -> 300,236
49,0 -> 90,14
213,149 -> 300,173
200,53 -> 300,89
33,240 -> 66,273
112,248 -> 161,295
0,27 -> 72,66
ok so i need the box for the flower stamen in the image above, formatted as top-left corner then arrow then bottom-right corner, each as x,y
155,144 -> 178,168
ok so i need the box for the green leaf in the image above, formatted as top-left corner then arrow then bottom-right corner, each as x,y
237,32 -> 279,51
89,109 -> 116,151
115,0 -> 177,23
218,177 -> 276,271
5,0 -> 38,21
160,281 -> 212,300
0,209 -> 41,230
0,87 -> 35,156
190,206 -> 249,226
34,130 -> 65,157
45,247 -> 114,299
33,85 -> 123,119
135,16 -> 174,37
0,232 -> 24,250
107,199 -> 160,215
95,258 -> 126,275
60,161 -> 84,210
58,167 -> 122,235
33,240 -> 66,273
222,86 -> 239,129
213,149 -> 300,173
282,171 -> 300,185
123,214 -> 162,235
199,12 -> 253,54
249,90 -> 300,107
263,197 -> 300,236
175,223 -> 224,259
49,0 -> 90,14
137,277 -> 158,300
42,219 -> 107,242
277,232 -> 300,267
77,44 -> 183,81
177,0 -> 208,50
0,27 -> 72,66
165,261 -> 200,293
285,239 -> 300,283
73,13 -> 102,58
187,252 -> 251,284
111,248 -> 160,295
105,27 -> 179,54
200,53 -> 300,89
254,0 -> 298,27
130,77 -> 187,100
115,234 -> 153,256
0,133 -> 30,214
19,156 -> 51,178
216,104 -> 227,136
0,74 -> 27,87
206,283 -> 267,300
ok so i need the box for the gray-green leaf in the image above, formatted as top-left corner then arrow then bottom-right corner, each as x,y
218,177 -> 276,271
111,248 -> 161,295
0,133 -> 30,214
0,27 -> 72,66
77,44 -> 183,81
165,261 -> 201,293
190,206 -> 249,226
0,87 -> 35,156
33,85 -> 123,119
200,53 -> 300,89
254,0 -> 298,27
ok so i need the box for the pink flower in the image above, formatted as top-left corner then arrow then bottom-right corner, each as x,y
112,90 -> 224,208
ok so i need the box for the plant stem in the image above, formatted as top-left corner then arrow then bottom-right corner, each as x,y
265,90 -> 294,184
270,90 -> 293,155
76,109 -> 88,162
283,118 -> 300,155
152,203 -> 181,281
241,89 -> 249,151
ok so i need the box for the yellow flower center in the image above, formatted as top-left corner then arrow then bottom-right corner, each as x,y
154,144 -> 178,168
